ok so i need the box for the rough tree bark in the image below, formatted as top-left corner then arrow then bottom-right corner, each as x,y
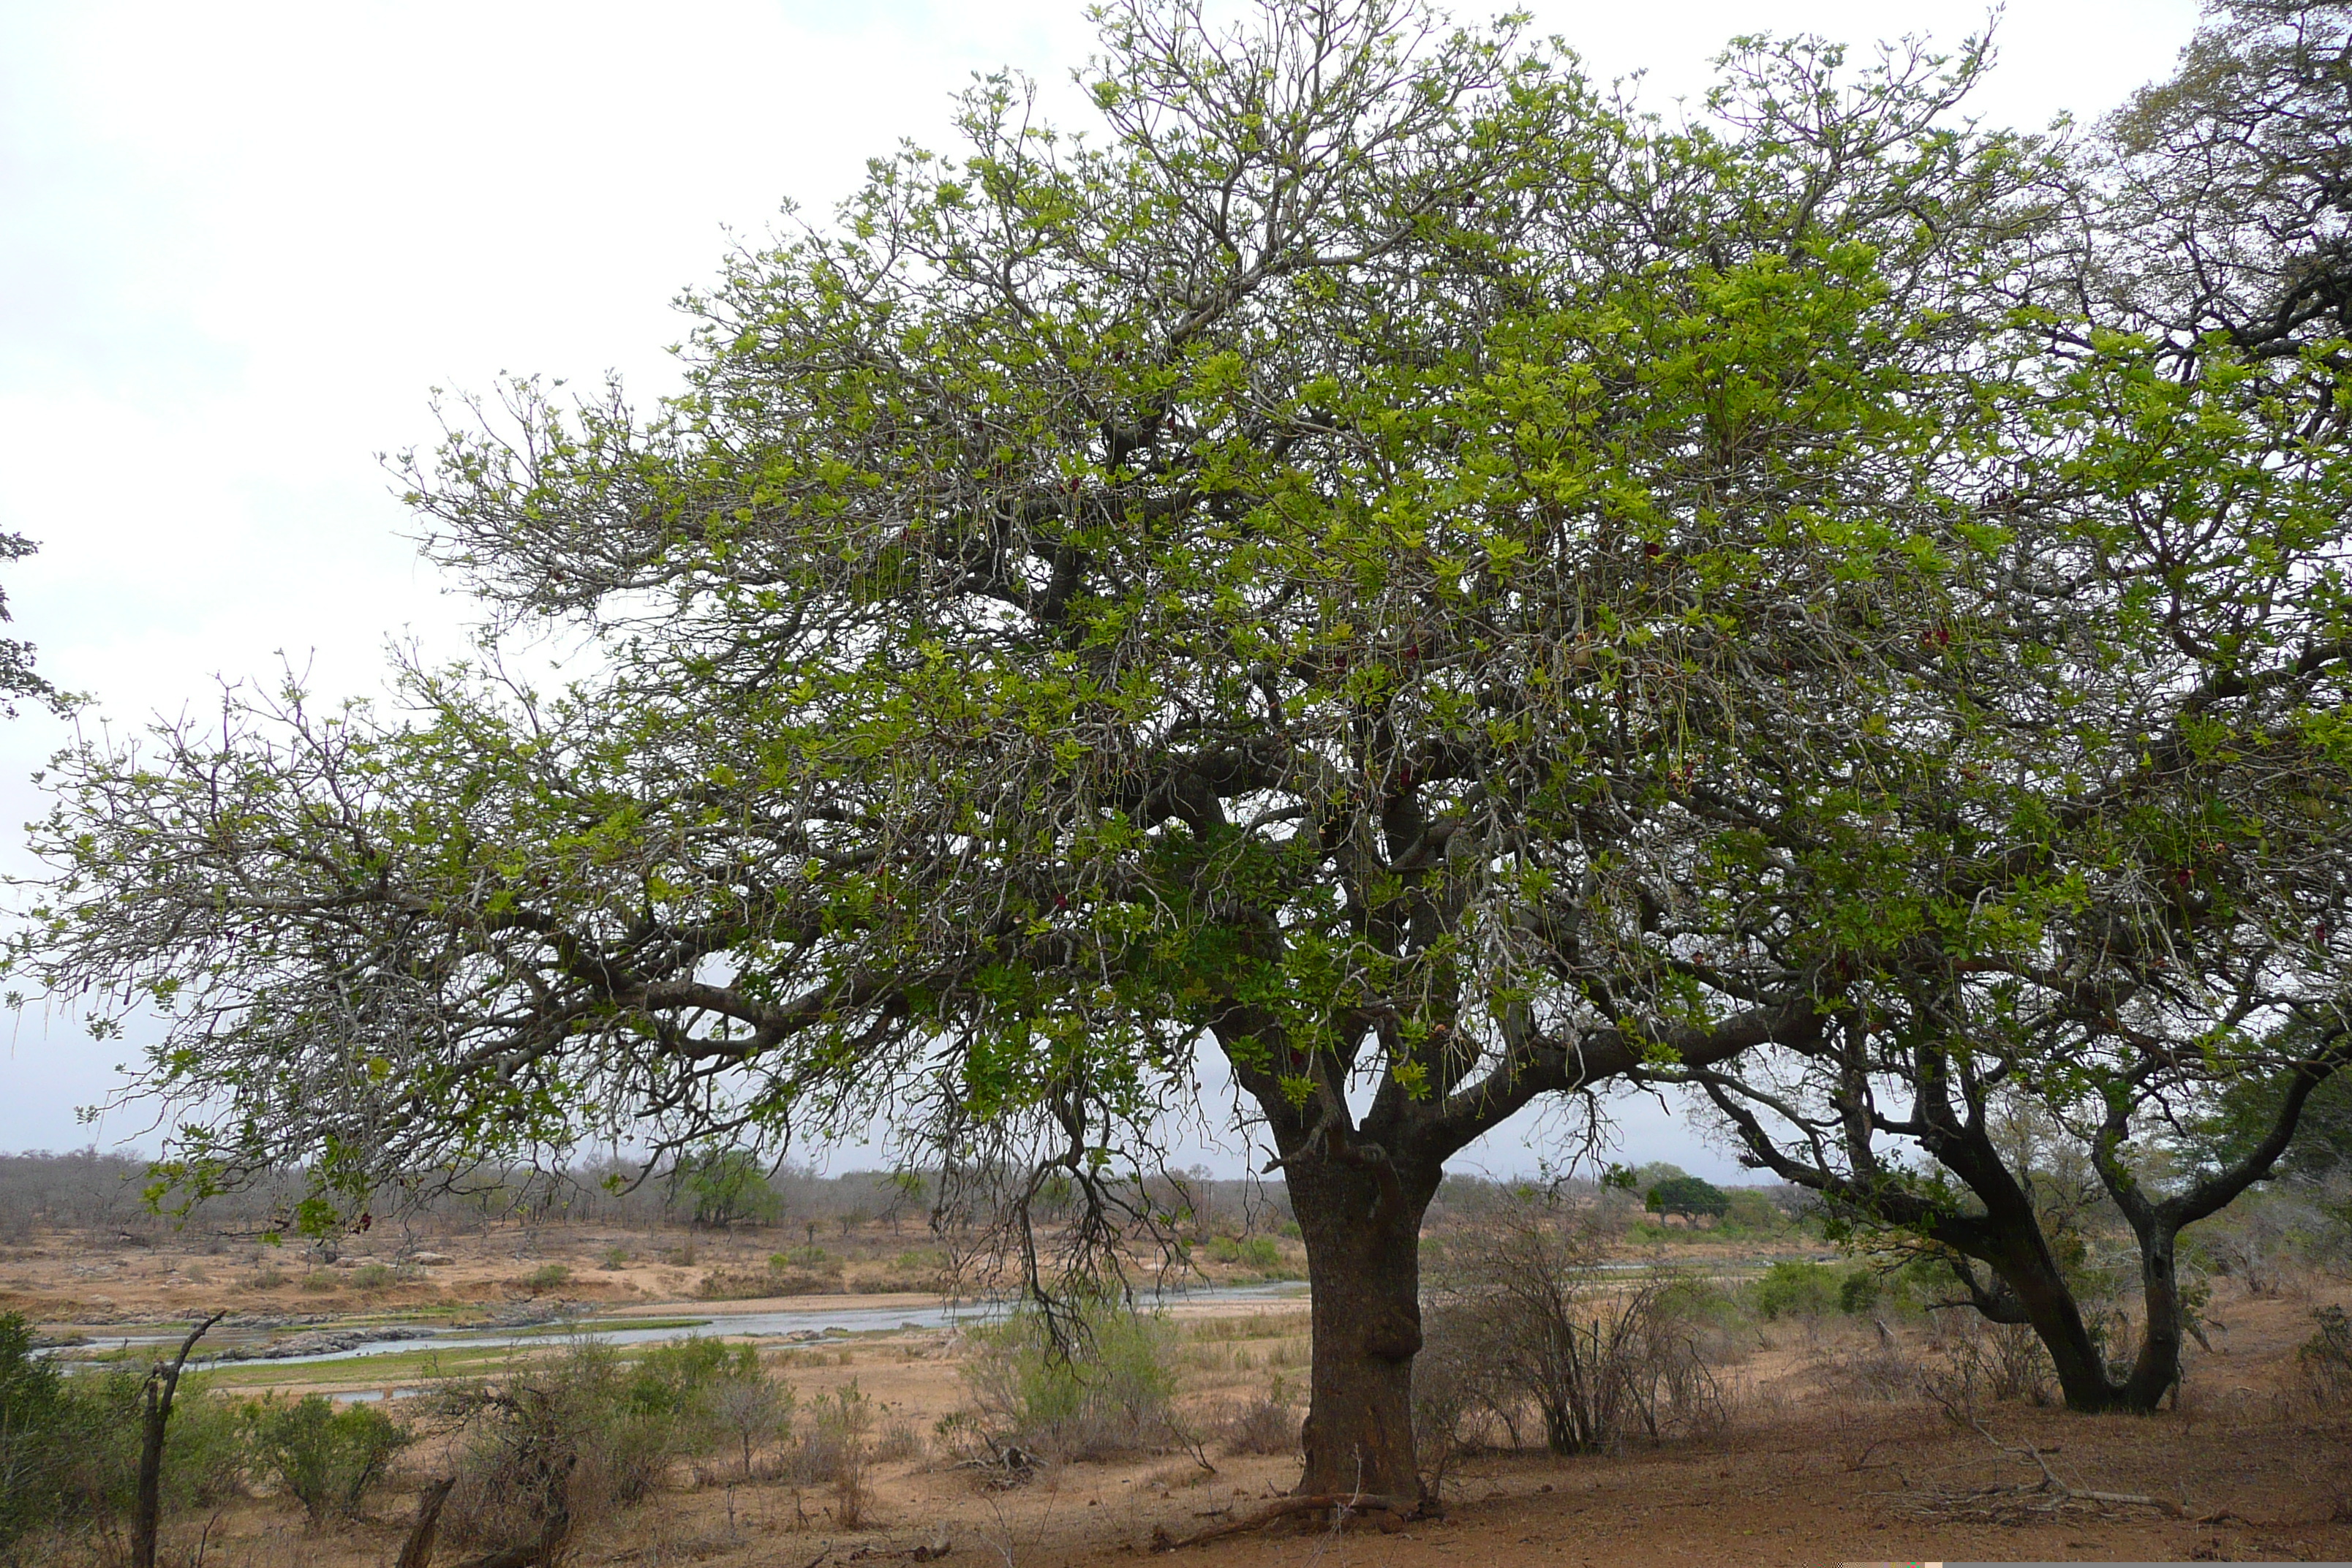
1284,1153 -> 1444,1500
1227,999 -> 1822,1500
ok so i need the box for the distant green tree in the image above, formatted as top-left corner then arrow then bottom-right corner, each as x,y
1721,1188 -> 1784,1232
681,1150 -> 782,1230
1643,1175 -> 1729,1223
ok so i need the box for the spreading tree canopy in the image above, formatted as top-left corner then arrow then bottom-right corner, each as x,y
24,0 -> 2318,1493
1676,0 -> 2352,1415
1642,1174 -> 1727,1222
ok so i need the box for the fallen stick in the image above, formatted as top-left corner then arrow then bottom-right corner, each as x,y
1965,1417 -> 2184,1517
1151,1493 -> 1420,1550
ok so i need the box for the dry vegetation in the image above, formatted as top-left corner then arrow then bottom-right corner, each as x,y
6,1155 -> 2352,1565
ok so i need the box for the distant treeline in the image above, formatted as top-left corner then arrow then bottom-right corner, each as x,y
0,1146 -> 1806,1244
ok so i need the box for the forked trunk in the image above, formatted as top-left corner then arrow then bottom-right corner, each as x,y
1987,1218 -> 2185,1414
1284,1155 -> 1439,1501
1995,1232 -> 2127,1414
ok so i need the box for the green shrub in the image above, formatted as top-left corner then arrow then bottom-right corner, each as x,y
1,1348 -> 246,1550
1651,1273 -> 1738,1327
521,1263 -> 571,1293
298,1271 -> 339,1294
625,1336 -> 758,1443
247,1264 -> 288,1291
242,1394 -> 409,1526
1837,1270 -> 1882,1316
440,1344 -> 663,1547
794,1384 -> 872,1526
600,1245 -> 632,1270
959,1305 -> 1180,1462
1752,1261 -> 1839,1320
350,1262 -> 394,1290
702,1354 -> 794,1478
0,1313 -> 67,1548
788,1382 -> 872,1482
439,1335 -> 801,1549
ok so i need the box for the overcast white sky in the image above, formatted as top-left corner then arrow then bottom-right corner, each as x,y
0,0 -> 2204,1176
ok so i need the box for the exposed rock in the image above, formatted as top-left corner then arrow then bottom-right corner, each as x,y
203,1325 -> 438,1362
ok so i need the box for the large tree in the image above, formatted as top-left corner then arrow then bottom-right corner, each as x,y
18,0 -> 2075,1498
1674,0 -> 2352,1415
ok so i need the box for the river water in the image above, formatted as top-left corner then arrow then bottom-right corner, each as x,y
148,1279 -> 1313,1376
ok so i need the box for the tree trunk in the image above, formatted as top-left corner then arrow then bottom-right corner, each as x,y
2119,1223 -> 2185,1414
132,1313 -> 220,1568
1991,1231 -> 2126,1413
1923,1110 -> 2129,1414
1284,1153 -> 1439,1501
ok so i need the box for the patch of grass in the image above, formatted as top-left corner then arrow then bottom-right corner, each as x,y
1205,1235 -> 1283,1270
520,1263 -> 572,1293
1183,1311 -> 1308,1342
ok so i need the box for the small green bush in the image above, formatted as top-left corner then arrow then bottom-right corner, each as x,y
298,1271 -> 339,1294
1651,1273 -> 1738,1327
600,1245 -> 632,1270
0,1312 -> 67,1548
0,1336 -> 246,1550
959,1305 -> 1181,1462
626,1336 -> 758,1441
1838,1270 -> 1882,1316
350,1262 -> 394,1290
439,1341 -> 723,1546
521,1263 -> 571,1293
247,1264 -> 288,1291
242,1393 -> 410,1526
788,1382 -> 872,1483
1752,1261 -> 1839,1320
